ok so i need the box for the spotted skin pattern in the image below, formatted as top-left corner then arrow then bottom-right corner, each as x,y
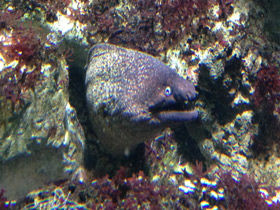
86,43 -> 198,155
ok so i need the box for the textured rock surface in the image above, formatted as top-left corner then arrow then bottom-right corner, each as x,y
0,0 -> 280,208
0,20 -> 85,200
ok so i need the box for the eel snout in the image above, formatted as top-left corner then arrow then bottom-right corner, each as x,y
172,75 -> 197,102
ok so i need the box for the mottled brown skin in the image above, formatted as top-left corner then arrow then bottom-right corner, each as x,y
85,43 -> 198,156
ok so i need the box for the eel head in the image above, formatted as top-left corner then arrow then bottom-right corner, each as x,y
148,71 -> 198,124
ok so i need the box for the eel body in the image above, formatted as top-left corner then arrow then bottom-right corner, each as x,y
85,43 -> 198,156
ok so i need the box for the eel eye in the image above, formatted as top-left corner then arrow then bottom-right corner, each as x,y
165,86 -> 172,96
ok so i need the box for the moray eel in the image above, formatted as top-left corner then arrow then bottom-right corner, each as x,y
85,43 -> 198,156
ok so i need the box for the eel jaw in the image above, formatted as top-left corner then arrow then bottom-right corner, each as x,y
156,109 -> 198,123
149,100 -> 198,124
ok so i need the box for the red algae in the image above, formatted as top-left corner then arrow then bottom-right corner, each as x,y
253,66 -> 280,114
0,9 -> 44,108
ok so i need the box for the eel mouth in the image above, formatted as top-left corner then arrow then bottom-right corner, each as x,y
149,100 -> 198,123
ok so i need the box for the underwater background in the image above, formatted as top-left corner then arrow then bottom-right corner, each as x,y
0,0 -> 280,209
